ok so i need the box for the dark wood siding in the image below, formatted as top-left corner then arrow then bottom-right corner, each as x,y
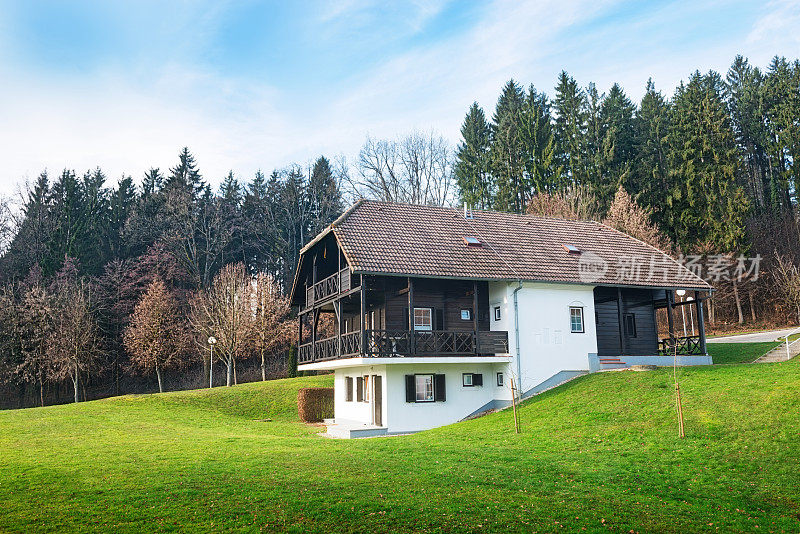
384,278 -> 489,331
594,287 -> 658,356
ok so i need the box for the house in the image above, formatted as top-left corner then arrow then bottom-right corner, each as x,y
289,200 -> 712,437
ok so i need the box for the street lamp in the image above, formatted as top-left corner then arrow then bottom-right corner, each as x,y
208,336 -> 217,388
686,296 -> 695,336
676,289 -> 687,337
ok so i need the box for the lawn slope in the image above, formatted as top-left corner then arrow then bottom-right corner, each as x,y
1,361 -> 799,533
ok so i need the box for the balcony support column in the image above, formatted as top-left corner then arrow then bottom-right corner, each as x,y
666,290 -> 676,352
695,290 -> 707,355
408,277 -> 415,355
473,282 -> 479,355
360,276 -> 367,356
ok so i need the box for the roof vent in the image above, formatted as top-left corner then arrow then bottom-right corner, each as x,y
562,244 -> 581,254
463,236 -> 482,247
463,205 -> 474,219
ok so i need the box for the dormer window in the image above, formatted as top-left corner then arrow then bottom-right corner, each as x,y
463,236 -> 482,247
562,244 -> 581,254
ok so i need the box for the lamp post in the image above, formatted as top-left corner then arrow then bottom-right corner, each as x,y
686,296 -> 695,336
676,289 -> 687,338
208,336 -> 217,388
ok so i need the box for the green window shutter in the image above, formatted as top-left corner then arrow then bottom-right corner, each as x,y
405,375 -> 415,403
473,373 -> 483,386
356,377 -> 364,402
434,374 -> 446,402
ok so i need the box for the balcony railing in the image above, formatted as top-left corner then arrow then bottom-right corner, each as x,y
658,335 -> 704,356
298,329 -> 509,364
304,268 -> 352,309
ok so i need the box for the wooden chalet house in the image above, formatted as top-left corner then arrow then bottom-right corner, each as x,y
289,201 -> 711,437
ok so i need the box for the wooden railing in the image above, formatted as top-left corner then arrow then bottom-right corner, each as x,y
658,335 -> 703,356
299,329 -> 509,363
304,268 -> 353,309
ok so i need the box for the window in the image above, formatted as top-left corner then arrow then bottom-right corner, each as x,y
624,313 -> 637,337
460,309 -> 472,321
345,376 -> 353,402
414,307 -> 433,331
463,373 -> 483,387
415,374 -> 434,402
356,376 -> 364,402
496,372 -> 504,387
362,375 -> 370,402
562,244 -> 581,254
463,236 -> 482,247
570,306 -> 584,333
405,374 -> 446,403
493,306 -> 501,321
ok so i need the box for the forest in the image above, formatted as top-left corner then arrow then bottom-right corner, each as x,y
0,54 -> 799,408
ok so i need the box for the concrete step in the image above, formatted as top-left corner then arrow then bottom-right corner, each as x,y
325,422 -> 388,439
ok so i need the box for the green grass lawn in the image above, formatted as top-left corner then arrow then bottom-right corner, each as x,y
708,341 -> 780,364
1,358 -> 799,533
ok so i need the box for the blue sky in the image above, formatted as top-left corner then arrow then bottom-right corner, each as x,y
0,0 -> 799,195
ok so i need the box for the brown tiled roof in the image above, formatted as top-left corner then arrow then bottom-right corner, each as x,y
315,200 -> 710,290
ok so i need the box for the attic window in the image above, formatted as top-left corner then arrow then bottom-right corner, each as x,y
562,244 -> 581,254
463,236 -> 482,247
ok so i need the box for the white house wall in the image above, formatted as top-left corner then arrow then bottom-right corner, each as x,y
489,282 -> 597,395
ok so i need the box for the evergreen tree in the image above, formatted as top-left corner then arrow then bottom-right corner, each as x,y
454,103 -> 493,208
491,80 -> 526,212
597,83 -> 636,209
632,79 -> 671,224
520,86 -> 561,198
665,71 -> 749,252
553,71 -> 587,187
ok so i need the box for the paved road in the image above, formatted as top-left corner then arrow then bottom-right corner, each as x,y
707,327 -> 798,344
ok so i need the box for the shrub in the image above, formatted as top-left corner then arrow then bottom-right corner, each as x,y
297,387 -> 334,423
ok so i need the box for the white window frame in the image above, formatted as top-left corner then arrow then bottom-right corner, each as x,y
570,306 -> 584,333
362,375 -> 370,402
496,372 -> 504,387
493,305 -> 501,321
413,307 -> 433,331
415,374 -> 434,402
462,373 -> 473,387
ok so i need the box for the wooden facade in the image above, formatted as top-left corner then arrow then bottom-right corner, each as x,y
293,236 -> 509,365
594,286 -> 707,357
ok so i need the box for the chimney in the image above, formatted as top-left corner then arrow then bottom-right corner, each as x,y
463,204 -> 474,219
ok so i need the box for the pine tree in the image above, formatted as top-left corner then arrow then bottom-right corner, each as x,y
491,80 -> 526,212
665,71 -> 749,252
553,71 -> 587,187
166,147 -> 204,196
455,103 -> 493,208
632,79 -> 671,225
520,86 -> 561,198
597,83 -> 636,210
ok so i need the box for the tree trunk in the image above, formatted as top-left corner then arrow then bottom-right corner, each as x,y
233,358 -> 238,386
156,365 -> 164,393
733,281 -> 744,324
72,367 -> 79,403
261,350 -> 266,382
748,289 -> 757,323
226,361 -> 233,387
39,378 -> 44,408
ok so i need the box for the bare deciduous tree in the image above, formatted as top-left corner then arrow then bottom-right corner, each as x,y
123,278 -> 191,393
603,185 -> 673,253
773,252 -> 800,323
47,267 -> 102,403
190,263 -> 253,387
253,273 -> 295,381
351,131 -> 455,206
526,187 -> 598,221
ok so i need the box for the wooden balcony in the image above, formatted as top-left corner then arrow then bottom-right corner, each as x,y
298,330 -> 509,364
304,268 -> 353,310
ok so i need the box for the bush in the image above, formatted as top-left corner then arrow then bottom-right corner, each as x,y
297,387 -> 334,423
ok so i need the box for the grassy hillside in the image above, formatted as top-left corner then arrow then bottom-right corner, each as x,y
1,360 -> 799,533
707,341 -> 779,364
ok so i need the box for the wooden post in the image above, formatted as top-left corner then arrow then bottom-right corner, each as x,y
509,377 -> 520,434
695,291 -> 707,355
360,276 -> 367,356
335,300 -> 342,358
616,287 -> 625,356
408,277 -> 415,355
473,282 -> 479,355
666,290 -> 676,348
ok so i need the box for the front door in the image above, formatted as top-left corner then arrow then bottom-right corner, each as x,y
373,375 -> 382,426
